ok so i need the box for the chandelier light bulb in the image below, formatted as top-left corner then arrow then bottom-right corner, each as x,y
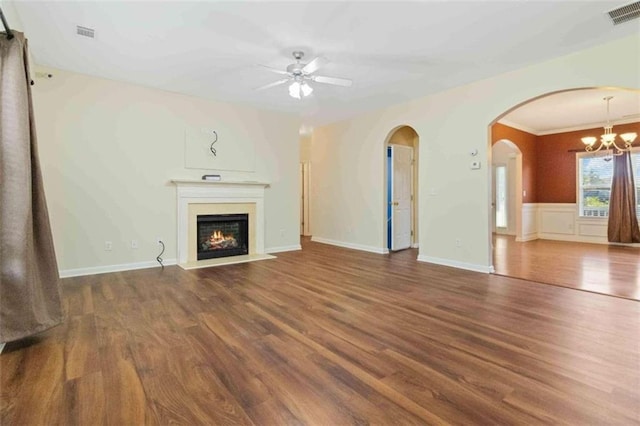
621,132 -> 638,144
601,133 -> 616,146
581,136 -> 596,147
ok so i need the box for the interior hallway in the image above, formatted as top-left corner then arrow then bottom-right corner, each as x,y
493,234 -> 640,300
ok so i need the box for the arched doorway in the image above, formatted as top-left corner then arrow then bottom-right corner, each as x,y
487,87 -> 640,299
384,125 -> 419,252
491,139 -> 523,240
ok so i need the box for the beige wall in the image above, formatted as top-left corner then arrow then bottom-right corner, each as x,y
32,67 -> 301,274
311,34 -> 640,271
300,134 -> 312,163
0,0 -> 24,32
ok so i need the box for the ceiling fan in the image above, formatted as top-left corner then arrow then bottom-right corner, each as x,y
256,51 -> 352,99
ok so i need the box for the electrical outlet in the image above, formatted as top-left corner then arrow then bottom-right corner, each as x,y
104,241 -> 112,251
131,240 -> 139,249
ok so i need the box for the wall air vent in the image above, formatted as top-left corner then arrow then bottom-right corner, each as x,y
607,1 -> 640,25
76,25 -> 95,38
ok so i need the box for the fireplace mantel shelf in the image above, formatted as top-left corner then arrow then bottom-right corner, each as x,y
171,179 -> 269,187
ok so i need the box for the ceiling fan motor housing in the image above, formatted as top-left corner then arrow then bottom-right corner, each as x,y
287,51 -> 307,76
287,63 -> 305,76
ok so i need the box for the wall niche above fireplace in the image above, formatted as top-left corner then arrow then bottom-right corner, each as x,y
197,214 -> 249,260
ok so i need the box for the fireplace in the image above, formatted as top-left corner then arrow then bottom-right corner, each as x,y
197,214 -> 249,260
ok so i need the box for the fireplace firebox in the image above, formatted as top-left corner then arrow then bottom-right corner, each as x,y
197,214 -> 249,260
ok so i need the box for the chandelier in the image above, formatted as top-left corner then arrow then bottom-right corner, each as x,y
581,96 -> 637,156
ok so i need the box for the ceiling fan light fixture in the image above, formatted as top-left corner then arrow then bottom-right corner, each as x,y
301,82 -> 313,97
289,81 -> 301,99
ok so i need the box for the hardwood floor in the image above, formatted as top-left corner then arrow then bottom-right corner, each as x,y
2,239 -> 639,425
493,234 -> 640,300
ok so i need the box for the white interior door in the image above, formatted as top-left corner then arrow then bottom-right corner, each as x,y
390,145 -> 412,251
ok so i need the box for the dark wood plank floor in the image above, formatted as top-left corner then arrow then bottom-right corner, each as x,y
493,234 -> 640,300
2,239 -> 639,425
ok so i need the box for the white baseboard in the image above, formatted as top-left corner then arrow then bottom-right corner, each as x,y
265,244 -> 302,254
417,255 -> 492,273
59,258 -> 178,278
311,236 -> 389,254
537,233 -> 608,245
516,234 -> 538,242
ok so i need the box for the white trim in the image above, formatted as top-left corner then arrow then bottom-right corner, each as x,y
537,117 -> 640,136
411,243 -> 420,248
497,119 -> 539,135
179,254 -> 275,270
59,259 -> 178,278
499,118 -> 640,136
266,244 -> 302,254
311,236 -> 389,254
417,255 -> 493,273
171,179 -> 269,186
0,343 -> 5,354
172,180 -> 268,264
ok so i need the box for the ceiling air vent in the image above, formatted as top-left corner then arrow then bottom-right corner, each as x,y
607,1 -> 640,25
76,25 -> 95,38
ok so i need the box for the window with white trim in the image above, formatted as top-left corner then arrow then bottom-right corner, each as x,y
578,150 -> 640,218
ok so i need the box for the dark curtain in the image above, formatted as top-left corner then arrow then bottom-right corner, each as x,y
608,151 -> 640,243
1,31 -> 63,342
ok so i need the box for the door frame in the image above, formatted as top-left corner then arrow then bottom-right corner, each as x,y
389,144 -> 414,251
300,162 -> 311,236
383,125 -> 420,253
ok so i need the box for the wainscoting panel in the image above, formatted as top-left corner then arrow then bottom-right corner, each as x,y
518,203 -> 538,242
538,204 -> 575,235
534,203 -> 609,244
578,222 -> 608,238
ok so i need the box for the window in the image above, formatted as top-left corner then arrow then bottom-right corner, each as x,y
578,150 -> 640,218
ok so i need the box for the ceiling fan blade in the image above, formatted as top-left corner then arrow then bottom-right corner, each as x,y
313,75 -> 353,87
302,56 -> 328,75
258,64 -> 290,76
255,79 -> 290,91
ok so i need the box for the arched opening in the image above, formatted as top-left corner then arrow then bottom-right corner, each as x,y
487,87 -> 640,299
383,125 -> 419,252
491,139 -> 523,239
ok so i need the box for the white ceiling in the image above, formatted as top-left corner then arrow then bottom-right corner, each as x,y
8,0 -> 640,127
500,88 -> 640,134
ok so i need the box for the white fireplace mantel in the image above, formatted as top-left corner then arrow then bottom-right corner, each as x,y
171,179 -> 270,266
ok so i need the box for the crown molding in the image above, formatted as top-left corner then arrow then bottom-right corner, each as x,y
499,118 -> 640,137
497,119 -> 539,136
536,118 -> 640,136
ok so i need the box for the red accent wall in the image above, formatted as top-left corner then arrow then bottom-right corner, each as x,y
537,122 -> 640,203
491,123 -> 538,203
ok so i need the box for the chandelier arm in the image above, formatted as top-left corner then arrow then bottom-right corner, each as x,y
610,139 -> 632,154
585,142 -> 604,154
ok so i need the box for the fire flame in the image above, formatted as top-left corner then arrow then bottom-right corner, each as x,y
210,230 -> 234,242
